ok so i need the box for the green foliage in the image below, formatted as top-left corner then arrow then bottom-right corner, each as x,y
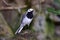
54,0 -> 60,4
47,7 -> 60,15
47,0 -> 60,15
46,14 -> 55,39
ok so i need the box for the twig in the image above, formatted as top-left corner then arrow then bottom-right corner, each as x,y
2,0 -> 11,6
0,6 -> 27,10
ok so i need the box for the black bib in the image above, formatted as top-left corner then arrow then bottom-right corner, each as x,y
26,12 -> 33,19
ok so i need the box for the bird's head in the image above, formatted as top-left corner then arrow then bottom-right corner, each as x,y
27,8 -> 34,12
26,8 -> 34,19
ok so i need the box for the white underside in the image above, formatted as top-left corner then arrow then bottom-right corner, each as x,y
22,16 -> 32,25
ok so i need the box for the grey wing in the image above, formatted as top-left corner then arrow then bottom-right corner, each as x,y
21,11 -> 28,23
15,13 -> 26,34
20,13 -> 26,23
15,12 -> 28,34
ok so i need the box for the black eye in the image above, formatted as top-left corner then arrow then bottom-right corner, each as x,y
57,15 -> 60,18
31,11 -> 33,12
30,11 -> 33,13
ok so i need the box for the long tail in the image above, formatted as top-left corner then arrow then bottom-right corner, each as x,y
15,23 -> 25,34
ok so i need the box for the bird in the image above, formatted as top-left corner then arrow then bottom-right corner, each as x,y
15,8 -> 34,34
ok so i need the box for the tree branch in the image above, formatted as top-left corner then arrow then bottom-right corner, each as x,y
0,6 -> 27,10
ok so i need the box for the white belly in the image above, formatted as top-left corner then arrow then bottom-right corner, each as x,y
22,16 -> 32,24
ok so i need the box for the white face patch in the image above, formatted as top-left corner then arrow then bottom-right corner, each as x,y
28,8 -> 34,12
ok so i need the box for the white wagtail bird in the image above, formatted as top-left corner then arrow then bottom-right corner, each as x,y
15,8 -> 34,34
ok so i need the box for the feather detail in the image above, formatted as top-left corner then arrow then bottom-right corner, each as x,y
15,23 -> 25,34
